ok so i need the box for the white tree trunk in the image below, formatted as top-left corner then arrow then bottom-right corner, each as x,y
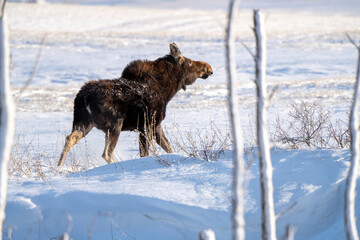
253,10 -> 277,240
225,0 -> 245,240
0,1 -> 15,238
345,39 -> 360,240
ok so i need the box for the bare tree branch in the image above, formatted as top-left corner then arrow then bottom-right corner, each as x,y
253,9 -> 277,240
225,0 -> 246,240
199,229 -> 216,240
60,213 -> 73,240
344,35 -> 360,240
0,4 -> 15,239
280,225 -> 297,240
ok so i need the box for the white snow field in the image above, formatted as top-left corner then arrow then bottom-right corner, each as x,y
4,0 -> 360,239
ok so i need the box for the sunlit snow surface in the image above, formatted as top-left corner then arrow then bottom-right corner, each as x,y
5,0 -> 360,239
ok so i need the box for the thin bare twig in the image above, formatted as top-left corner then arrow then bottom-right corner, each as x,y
16,37 -> 46,102
241,41 -> 255,60
0,0 -> 6,18
268,86 -> 280,101
275,202 -> 297,220
347,34 -> 360,50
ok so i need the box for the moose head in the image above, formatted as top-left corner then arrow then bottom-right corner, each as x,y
169,42 -> 213,90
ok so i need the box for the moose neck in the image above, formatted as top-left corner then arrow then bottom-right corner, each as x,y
152,56 -> 188,102
120,56 -> 193,103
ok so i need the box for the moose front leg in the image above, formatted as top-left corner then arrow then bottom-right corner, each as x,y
102,120 -> 123,164
139,131 -> 150,157
155,125 -> 173,154
102,130 -> 120,164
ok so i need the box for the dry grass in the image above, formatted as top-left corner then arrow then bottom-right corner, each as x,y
9,133 -> 102,180
170,121 -> 231,162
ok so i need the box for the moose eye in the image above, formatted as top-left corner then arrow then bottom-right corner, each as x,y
188,60 -> 192,67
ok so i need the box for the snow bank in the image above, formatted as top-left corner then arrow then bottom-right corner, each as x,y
5,149 -> 360,239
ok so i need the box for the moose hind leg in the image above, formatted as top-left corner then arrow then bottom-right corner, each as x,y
58,124 -> 93,166
58,131 -> 83,166
155,125 -> 173,154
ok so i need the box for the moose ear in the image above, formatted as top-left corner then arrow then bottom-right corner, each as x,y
170,42 -> 184,64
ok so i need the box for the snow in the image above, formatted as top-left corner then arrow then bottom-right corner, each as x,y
4,0 -> 360,239
5,148 -> 358,239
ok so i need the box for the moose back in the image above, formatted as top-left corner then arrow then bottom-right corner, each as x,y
58,43 -> 213,166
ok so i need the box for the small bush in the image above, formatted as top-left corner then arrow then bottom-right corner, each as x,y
272,101 -> 350,149
326,117 -> 350,148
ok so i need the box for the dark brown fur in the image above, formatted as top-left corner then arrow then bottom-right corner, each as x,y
58,43 -> 213,166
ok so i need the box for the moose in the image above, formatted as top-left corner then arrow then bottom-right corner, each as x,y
58,43 -> 213,166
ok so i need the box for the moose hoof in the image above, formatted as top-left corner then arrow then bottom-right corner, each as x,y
102,154 -> 114,164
